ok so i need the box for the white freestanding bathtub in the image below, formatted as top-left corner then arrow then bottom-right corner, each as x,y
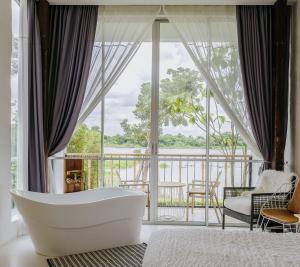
11,188 -> 146,256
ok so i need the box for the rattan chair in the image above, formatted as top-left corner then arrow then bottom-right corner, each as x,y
258,180 -> 300,232
223,172 -> 297,231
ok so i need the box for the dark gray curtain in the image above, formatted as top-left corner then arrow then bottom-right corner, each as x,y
281,8 -> 291,149
271,2 -> 291,170
48,5 -> 98,156
28,0 -> 47,192
236,6 -> 274,169
28,4 -> 97,192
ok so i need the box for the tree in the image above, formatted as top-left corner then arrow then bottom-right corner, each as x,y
11,100 -> 18,158
122,67 -> 248,186
10,35 -> 18,189
119,82 -> 152,147
11,100 -> 18,190
67,124 -> 102,189
122,67 -> 246,155
67,124 -> 101,153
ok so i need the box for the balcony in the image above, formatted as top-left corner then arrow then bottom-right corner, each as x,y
57,152 -> 261,224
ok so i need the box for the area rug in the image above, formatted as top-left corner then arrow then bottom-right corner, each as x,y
143,229 -> 300,267
47,243 -> 147,267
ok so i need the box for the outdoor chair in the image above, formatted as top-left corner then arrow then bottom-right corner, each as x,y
223,170 -> 297,230
116,163 -> 150,220
258,179 -> 300,232
186,171 -> 222,222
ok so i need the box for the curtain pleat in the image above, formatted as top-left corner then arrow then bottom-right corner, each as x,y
28,4 -> 97,192
28,0 -> 46,192
48,5 -> 98,156
237,6 -> 277,170
237,4 -> 291,170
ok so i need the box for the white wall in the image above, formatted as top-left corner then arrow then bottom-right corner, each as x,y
0,0 -> 16,246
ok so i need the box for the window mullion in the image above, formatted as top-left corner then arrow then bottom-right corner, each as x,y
149,21 -> 160,222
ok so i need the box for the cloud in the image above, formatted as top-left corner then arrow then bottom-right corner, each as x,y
160,49 -> 175,61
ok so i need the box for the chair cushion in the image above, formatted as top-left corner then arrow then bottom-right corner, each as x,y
224,196 -> 251,215
261,208 -> 299,224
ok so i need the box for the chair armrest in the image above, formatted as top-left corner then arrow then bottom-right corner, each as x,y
223,187 -> 255,200
119,183 -> 149,192
187,183 -> 204,188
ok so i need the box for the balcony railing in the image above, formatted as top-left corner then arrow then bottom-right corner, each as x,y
64,152 -> 253,189
60,152 -> 261,222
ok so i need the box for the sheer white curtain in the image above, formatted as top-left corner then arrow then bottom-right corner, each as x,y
164,5 -> 262,158
17,0 -> 29,191
78,5 -> 161,124
14,1 -> 29,234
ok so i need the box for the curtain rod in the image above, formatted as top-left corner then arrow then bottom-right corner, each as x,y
47,1 -> 296,6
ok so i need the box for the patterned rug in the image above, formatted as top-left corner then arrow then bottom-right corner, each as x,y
47,243 -> 147,267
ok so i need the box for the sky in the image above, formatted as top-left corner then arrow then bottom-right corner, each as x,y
85,26 -> 210,137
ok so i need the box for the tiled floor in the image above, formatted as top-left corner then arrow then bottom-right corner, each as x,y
0,224 -> 245,267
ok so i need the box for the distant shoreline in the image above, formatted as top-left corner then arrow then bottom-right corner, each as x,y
103,144 -> 248,150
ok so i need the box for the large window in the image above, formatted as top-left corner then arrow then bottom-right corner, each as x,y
67,19 -> 261,225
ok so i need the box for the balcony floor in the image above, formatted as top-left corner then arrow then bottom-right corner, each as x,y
144,207 -> 246,225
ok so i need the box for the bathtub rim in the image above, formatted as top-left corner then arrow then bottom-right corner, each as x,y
10,187 -> 147,207
11,187 -> 147,230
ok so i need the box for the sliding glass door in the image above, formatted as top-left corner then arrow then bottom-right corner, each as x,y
155,22 -> 208,223
67,18 -> 257,226
148,20 -> 255,225
148,21 -> 210,224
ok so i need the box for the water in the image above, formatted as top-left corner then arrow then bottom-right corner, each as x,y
104,146 -> 246,155
102,147 -> 261,200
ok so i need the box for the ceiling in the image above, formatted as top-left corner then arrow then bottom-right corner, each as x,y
47,0 -> 296,5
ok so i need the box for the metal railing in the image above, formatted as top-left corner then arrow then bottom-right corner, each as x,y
64,153 -> 256,197
61,152 -> 262,221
